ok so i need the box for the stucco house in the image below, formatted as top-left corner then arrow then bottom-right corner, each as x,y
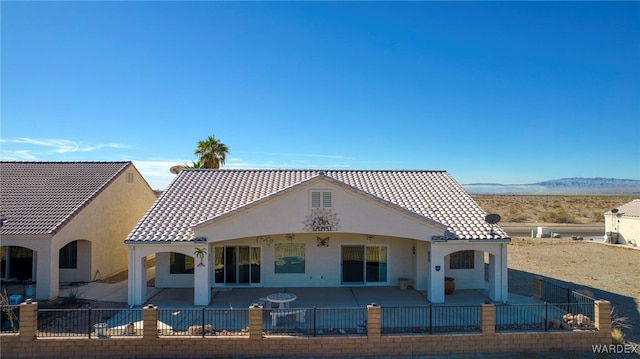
126,169 -> 511,306
604,199 -> 640,246
0,161 -> 157,300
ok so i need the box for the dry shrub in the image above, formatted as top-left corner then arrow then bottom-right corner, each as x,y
611,307 -> 631,345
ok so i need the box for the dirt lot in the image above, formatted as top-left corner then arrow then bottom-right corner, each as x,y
507,236 -> 640,346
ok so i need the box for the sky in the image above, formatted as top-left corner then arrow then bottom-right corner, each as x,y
1,1 -> 639,190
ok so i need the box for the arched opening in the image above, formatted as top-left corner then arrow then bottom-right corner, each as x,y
1,246 -> 34,281
444,249 -> 484,291
58,239 -> 92,283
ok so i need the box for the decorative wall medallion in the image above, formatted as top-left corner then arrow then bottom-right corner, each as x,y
303,208 -> 341,232
366,234 -> 375,242
256,235 -> 273,246
317,236 -> 330,247
285,233 -> 295,242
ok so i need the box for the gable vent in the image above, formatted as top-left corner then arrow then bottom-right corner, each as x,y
322,191 -> 332,208
310,190 -> 333,209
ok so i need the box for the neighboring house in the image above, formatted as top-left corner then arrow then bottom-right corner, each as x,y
0,161 -> 158,300
126,169 -> 511,306
604,199 -> 640,246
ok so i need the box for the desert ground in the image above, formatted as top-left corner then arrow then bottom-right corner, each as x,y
473,195 -> 640,348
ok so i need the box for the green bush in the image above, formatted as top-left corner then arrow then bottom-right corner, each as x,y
541,209 -> 576,223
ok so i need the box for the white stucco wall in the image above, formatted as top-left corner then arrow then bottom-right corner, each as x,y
152,233 -> 416,289
604,213 -> 639,246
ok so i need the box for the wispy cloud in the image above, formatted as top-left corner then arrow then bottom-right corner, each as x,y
0,150 -> 38,161
1,137 -> 135,154
132,159 -> 187,190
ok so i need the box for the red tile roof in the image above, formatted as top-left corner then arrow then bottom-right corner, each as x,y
127,169 -> 509,242
0,161 -> 132,235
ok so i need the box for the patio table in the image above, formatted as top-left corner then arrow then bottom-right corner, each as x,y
266,293 -> 297,309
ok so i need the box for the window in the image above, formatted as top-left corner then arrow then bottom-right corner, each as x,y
274,243 -> 305,273
170,253 -> 194,274
450,250 -> 475,269
126,172 -> 134,183
310,191 -> 332,208
59,242 -> 78,269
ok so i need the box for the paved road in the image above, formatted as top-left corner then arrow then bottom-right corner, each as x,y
500,223 -> 604,238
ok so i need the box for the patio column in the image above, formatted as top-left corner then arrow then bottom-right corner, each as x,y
427,243 -> 445,303
36,247 -> 58,300
128,246 -> 147,306
193,245 -> 210,306
500,243 -> 508,303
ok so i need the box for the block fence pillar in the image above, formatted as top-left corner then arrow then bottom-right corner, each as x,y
367,304 -> 381,339
595,300 -> 611,343
249,305 -> 263,340
481,304 -> 495,335
19,301 -> 38,342
532,277 -> 543,301
143,304 -> 158,340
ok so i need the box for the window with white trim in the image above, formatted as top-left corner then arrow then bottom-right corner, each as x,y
310,190 -> 332,208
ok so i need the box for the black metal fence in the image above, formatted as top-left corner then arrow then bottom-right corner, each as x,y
38,308 -> 143,338
496,303 -> 547,332
157,308 -> 249,336
7,301 -> 596,338
380,305 -> 481,334
263,307 -> 367,336
496,301 -> 596,332
537,278 -> 596,330
1,305 -> 20,333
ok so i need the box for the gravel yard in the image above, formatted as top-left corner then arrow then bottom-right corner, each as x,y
507,236 -> 640,345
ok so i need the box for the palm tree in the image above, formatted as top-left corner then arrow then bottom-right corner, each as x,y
194,135 -> 229,169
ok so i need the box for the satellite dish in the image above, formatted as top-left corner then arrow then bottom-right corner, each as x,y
611,208 -> 619,214
170,165 -> 185,174
485,214 -> 501,225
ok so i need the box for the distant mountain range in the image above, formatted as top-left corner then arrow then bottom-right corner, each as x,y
462,177 -> 640,195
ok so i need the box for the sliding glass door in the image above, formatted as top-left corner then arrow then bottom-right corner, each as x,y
215,246 -> 261,285
341,245 -> 387,284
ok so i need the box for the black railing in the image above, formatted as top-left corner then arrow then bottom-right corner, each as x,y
10,302 -> 595,338
263,307 -> 367,337
157,308 -> 249,336
539,280 -> 571,304
496,301 -> 596,332
496,303 -> 547,332
1,305 -> 20,333
37,308 -> 142,338
381,306 -> 430,334
430,305 -> 481,333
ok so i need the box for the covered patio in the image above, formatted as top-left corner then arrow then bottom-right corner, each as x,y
142,286 -> 535,308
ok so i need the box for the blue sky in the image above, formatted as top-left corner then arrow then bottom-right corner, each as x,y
2,1 -> 639,190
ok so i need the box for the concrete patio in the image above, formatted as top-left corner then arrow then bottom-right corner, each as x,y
58,283 -> 536,308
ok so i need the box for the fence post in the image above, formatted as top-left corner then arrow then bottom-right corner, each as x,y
544,302 -> 548,332
248,304 -> 263,340
594,300 -> 611,343
532,277 -> 542,301
313,307 -> 317,337
202,307 -> 206,338
366,303 -> 381,339
88,307 -> 92,339
481,304 -> 495,335
18,300 -> 38,342
143,304 -> 158,340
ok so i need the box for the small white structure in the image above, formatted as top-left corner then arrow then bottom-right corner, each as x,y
126,169 -> 511,306
604,199 -> 640,246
